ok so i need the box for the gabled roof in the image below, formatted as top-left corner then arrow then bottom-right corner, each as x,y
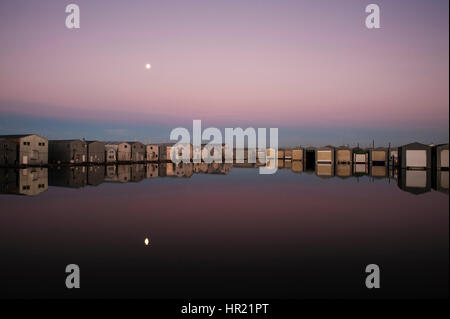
318,145 -> 335,150
0,134 -> 44,139
352,147 -> 367,152
103,141 -> 130,145
126,141 -> 145,145
158,142 -> 177,147
399,142 -> 431,150
336,145 -> 351,150
435,143 -> 449,149
49,139 -> 85,143
370,146 -> 388,150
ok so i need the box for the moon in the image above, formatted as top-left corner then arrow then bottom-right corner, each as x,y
145,63 -> 151,70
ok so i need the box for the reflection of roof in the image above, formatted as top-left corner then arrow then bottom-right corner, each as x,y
400,187 -> 430,195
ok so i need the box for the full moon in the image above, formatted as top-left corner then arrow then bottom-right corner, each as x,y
145,63 -> 151,69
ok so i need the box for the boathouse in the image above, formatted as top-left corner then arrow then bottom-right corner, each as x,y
146,144 -> 159,161
352,147 -> 369,164
335,146 -> 352,164
432,143 -> 449,170
0,134 -> 48,165
369,147 -> 388,165
0,139 -> 17,166
292,148 -> 304,161
104,142 -> 131,162
86,141 -> 105,163
128,141 -> 146,162
316,146 -> 335,164
105,147 -> 117,163
284,149 -> 293,160
304,147 -> 316,171
398,142 -> 431,169
49,139 -> 86,164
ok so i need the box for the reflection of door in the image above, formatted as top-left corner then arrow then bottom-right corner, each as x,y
441,150 -> 449,168
23,155 -> 28,165
406,150 -> 426,168
317,164 -> 332,176
440,171 -> 449,189
354,164 -> 367,173
406,170 -> 426,188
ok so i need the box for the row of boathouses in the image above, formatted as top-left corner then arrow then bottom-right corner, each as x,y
275,142 -> 448,170
0,134 -> 448,170
0,135 -> 162,165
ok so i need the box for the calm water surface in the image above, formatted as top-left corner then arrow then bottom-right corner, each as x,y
0,163 -> 448,298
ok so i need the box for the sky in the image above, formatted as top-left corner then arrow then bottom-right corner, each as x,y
0,0 -> 448,147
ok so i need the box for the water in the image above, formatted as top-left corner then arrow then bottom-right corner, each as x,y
0,163 -> 448,298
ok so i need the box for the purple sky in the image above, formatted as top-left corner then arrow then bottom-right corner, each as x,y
0,0 -> 448,146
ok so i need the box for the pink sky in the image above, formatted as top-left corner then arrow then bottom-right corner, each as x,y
0,0 -> 448,136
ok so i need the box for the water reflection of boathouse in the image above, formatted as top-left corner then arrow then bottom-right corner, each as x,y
336,164 -> 352,178
87,165 -> 104,186
335,146 -> 352,164
398,169 -> 431,195
315,163 -> 334,178
49,166 -> 86,188
0,167 -> 48,196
